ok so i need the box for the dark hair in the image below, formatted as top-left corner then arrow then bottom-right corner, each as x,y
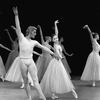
45,36 -> 51,41
26,26 -> 37,36
93,32 -> 99,39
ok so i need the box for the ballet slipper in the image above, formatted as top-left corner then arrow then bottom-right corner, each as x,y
20,83 -> 24,88
51,94 -> 58,99
72,91 -> 78,99
1,76 -> 4,82
92,82 -> 95,87
39,95 -> 46,100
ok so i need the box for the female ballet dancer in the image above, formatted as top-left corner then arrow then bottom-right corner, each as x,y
54,20 -> 72,75
40,35 -> 78,99
81,25 -> 100,86
12,7 -> 57,100
0,43 -> 11,80
4,29 -> 19,72
36,25 -> 53,82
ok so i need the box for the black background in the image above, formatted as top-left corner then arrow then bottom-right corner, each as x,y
0,0 -> 99,76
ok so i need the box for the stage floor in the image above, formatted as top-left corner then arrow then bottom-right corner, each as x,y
0,77 -> 100,100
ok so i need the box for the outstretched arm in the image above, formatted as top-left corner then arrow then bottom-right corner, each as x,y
37,25 -> 45,44
83,25 -> 94,44
36,41 -> 54,55
32,51 -> 41,56
62,45 -> 73,56
0,44 -> 11,51
4,29 -> 14,43
54,20 -> 59,36
13,7 -> 22,41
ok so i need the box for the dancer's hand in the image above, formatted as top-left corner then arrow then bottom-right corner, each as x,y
53,53 -> 60,60
11,25 -> 16,30
83,25 -> 88,29
13,7 -> 18,15
55,20 -> 59,24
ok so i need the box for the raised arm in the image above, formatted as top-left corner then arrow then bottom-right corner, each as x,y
0,44 -> 11,51
4,29 -> 14,43
54,20 -> 59,36
37,25 -> 45,44
13,7 -> 22,41
83,25 -> 94,44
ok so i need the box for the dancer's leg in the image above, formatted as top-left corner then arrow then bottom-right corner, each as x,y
20,60 -> 32,100
72,89 -> 78,99
28,61 -> 46,100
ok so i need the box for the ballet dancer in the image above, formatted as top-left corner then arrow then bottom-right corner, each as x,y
54,20 -> 72,74
4,29 -> 19,72
36,25 -> 53,82
0,43 -> 11,81
40,20 -> 78,99
81,25 -> 100,87
12,7 -> 57,100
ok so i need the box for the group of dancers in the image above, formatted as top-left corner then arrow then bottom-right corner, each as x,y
0,7 -> 100,100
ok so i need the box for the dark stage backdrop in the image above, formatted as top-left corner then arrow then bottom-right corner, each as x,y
0,0 -> 99,76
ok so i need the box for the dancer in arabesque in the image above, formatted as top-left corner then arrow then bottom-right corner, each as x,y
12,7 -> 58,100
40,20 -> 78,99
81,25 -> 100,87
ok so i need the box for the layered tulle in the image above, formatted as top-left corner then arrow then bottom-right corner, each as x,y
5,50 -> 19,72
40,58 -> 75,97
0,56 -> 6,77
81,51 -> 100,81
5,56 -> 33,84
36,52 -> 52,82
61,54 -> 71,74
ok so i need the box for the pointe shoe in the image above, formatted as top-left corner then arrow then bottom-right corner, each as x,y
72,91 -> 78,99
92,82 -> 95,87
20,84 -> 24,88
31,84 -> 34,86
1,76 -> 4,82
39,96 -> 46,100
27,96 -> 32,100
51,94 -> 58,99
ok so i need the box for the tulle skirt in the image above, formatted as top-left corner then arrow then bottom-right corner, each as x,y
36,53 -> 52,82
40,58 -> 75,97
5,56 -> 33,84
0,56 -> 6,76
5,50 -> 19,72
61,57 -> 71,74
81,51 -> 100,81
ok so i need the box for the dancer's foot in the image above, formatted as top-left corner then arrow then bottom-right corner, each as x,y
1,76 -> 4,82
39,95 -> 46,100
92,82 -> 95,87
20,83 -> 24,88
72,90 -> 78,99
52,94 -> 58,99
27,96 -> 32,100
30,84 -> 34,86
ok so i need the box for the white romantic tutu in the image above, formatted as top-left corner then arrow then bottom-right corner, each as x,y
40,58 -> 75,97
36,52 -> 52,82
81,51 -> 100,81
0,56 -> 6,76
5,56 -> 33,84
